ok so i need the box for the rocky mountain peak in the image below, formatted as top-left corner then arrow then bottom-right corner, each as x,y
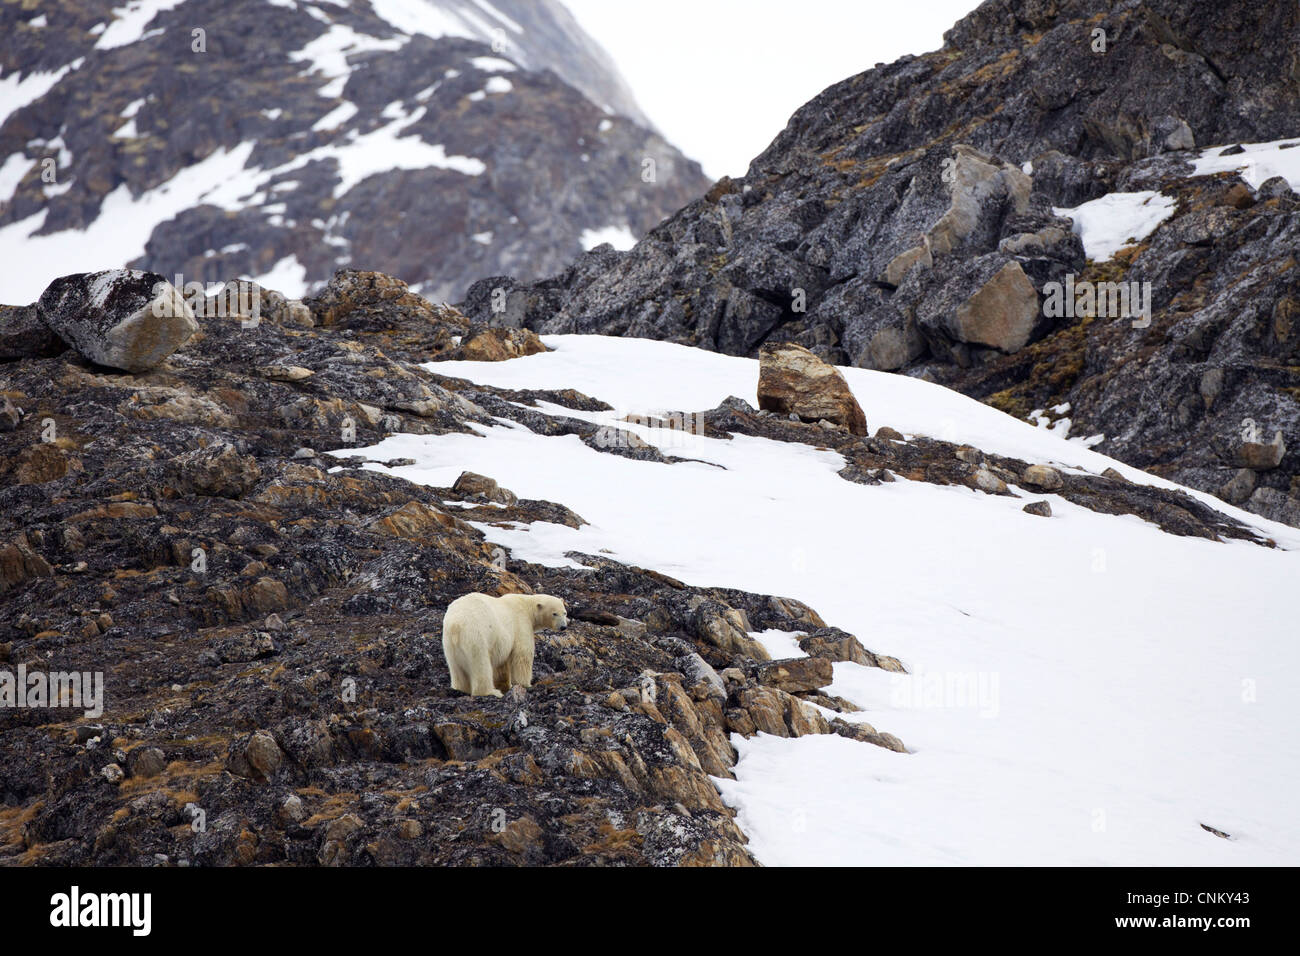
461,0 -> 1300,528
0,0 -> 709,304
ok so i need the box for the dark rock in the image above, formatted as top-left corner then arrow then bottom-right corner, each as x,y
217,632 -> 279,664
0,396 -> 20,431
1258,176 -> 1295,201
0,305 -> 64,360
127,747 -> 167,779
830,718 -> 906,753
168,442 -> 262,498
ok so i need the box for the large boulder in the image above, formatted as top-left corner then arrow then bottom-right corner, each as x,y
913,254 -> 1044,359
451,471 -> 519,506
755,657 -> 834,693
457,327 -> 549,362
948,260 -> 1040,353
757,343 -> 868,435
927,145 -> 1032,256
1236,431 -> 1286,471
37,270 -> 197,373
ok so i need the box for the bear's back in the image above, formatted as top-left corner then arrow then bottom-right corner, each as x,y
444,592 -> 499,631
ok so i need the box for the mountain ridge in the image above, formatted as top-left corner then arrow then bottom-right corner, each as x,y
459,0 -> 1300,527
0,0 -> 709,303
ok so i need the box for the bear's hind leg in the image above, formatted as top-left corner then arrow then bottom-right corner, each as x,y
466,644 -> 503,698
448,660 -> 470,693
506,645 -> 535,690
443,632 -> 469,693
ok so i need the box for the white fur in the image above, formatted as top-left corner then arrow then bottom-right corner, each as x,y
441,592 -> 568,697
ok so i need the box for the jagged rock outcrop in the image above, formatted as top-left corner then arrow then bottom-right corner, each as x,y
0,0 -> 709,304
459,0 -> 1300,526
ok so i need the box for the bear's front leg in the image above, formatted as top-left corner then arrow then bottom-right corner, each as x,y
470,677 -> 504,698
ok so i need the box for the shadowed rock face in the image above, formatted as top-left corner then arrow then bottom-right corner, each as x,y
458,0 -> 1300,526
0,0 -> 709,304
0,306 -> 64,360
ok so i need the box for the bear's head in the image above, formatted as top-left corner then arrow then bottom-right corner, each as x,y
533,595 -> 568,631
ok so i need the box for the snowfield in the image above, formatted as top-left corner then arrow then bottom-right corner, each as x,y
333,335 -> 1300,866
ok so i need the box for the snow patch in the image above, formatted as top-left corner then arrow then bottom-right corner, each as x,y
289,22 -> 406,97
369,0 -> 476,41
1054,191 -> 1176,262
0,154 -> 35,204
750,630 -> 808,660
0,60 -> 81,130
311,100 -> 358,131
251,255 -> 309,298
471,0 -> 524,34
469,56 -> 517,73
1192,138 -> 1300,192
95,0 -> 189,50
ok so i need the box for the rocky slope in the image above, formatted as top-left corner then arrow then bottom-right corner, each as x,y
461,0 -> 1300,527
0,268 -> 883,866
0,0 -> 708,304
3,266 -> 1277,866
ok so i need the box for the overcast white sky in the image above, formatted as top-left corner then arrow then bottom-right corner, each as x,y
563,0 -> 981,180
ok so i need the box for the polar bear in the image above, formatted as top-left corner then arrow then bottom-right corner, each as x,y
441,592 -> 568,697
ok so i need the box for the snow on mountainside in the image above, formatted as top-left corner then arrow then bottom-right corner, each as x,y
3,265 -> 1296,866
0,0 -> 708,303
345,335 -> 1300,865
